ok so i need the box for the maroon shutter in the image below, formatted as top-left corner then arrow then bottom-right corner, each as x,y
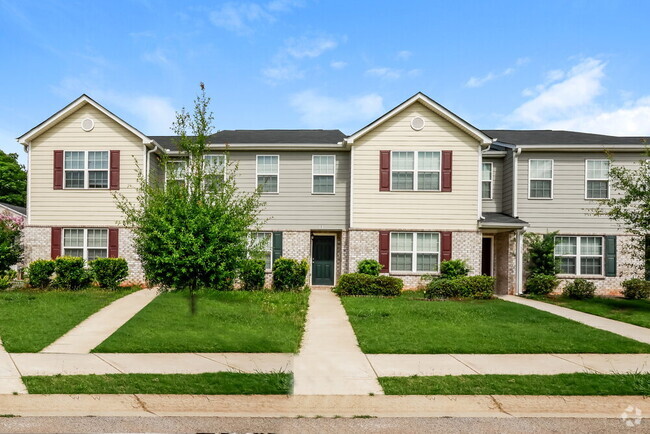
53,150 -> 64,190
441,150 -> 453,192
379,231 -> 390,272
379,151 -> 391,191
51,227 -> 62,259
108,228 -> 119,258
110,150 -> 120,190
441,231 -> 452,262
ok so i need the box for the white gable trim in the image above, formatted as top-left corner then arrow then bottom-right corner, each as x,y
345,92 -> 493,146
0,203 -> 26,217
17,94 -> 155,147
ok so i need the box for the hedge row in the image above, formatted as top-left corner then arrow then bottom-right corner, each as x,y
26,257 -> 129,290
425,275 -> 495,300
333,273 -> 403,296
238,257 -> 309,292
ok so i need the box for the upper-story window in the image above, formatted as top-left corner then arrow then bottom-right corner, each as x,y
167,159 -> 187,188
390,232 -> 440,273
257,155 -> 279,193
482,162 -> 493,199
391,151 -> 440,191
555,236 -> 603,275
64,151 -> 108,189
203,154 -> 226,190
528,159 -> 553,199
312,155 -> 336,194
585,160 -> 610,199
63,228 -> 108,261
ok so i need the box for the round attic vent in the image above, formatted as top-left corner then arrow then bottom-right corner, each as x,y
81,118 -> 94,132
410,116 -> 425,131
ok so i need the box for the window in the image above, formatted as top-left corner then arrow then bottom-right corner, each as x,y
257,155 -> 279,193
203,154 -> 226,190
64,151 -> 109,189
482,162 -> 493,199
528,159 -> 553,199
63,228 -> 108,261
312,155 -> 335,194
167,160 -> 187,188
254,232 -> 273,270
390,232 -> 440,272
586,160 -> 610,199
555,236 -> 603,275
391,151 -> 440,191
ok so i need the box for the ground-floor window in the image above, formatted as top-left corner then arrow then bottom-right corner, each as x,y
390,232 -> 440,272
254,232 -> 273,270
63,228 -> 108,261
555,236 -> 603,275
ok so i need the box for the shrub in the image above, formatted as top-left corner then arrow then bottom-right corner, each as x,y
90,258 -> 129,289
425,275 -> 495,299
425,278 -> 458,299
26,259 -> 55,289
53,256 -> 91,290
272,258 -> 309,291
524,232 -> 559,277
334,273 -> 403,296
622,279 -> 650,300
440,259 -> 470,280
0,270 -> 16,290
0,214 -> 23,274
374,275 -> 403,296
524,274 -> 559,295
239,259 -> 266,291
357,259 -> 381,276
563,278 -> 596,300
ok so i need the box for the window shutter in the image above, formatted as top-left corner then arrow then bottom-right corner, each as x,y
108,228 -> 119,258
379,151 -> 391,191
379,231 -> 390,272
605,235 -> 617,277
441,150 -> 453,192
272,232 -> 283,264
53,150 -> 64,190
110,150 -> 120,190
441,231 -> 453,262
51,227 -> 62,259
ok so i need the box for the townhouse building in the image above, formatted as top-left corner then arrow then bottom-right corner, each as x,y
17,93 -> 649,294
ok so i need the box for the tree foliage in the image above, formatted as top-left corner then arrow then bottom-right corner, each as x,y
0,214 -> 23,274
0,151 -> 27,207
524,231 -> 559,277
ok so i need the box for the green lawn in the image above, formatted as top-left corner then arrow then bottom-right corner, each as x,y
0,288 -> 136,352
380,373 -> 650,395
93,289 -> 309,353
340,291 -> 650,354
23,372 -> 291,395
529,295 -> 650,329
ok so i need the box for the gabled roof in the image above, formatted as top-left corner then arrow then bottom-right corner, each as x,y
484,129 -> 649,146
345,92 -> 493,146
0,202 -> 26,216
17,94 -> 154,146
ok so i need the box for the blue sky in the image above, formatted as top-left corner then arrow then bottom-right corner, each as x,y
2,0 -> 650,162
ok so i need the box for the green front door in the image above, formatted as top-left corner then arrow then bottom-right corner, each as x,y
312,235 -> 335,285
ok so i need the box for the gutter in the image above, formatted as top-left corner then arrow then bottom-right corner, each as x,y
145,142 -> 162,182
513,147 -> 521,218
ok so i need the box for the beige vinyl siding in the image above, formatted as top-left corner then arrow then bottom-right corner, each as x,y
517,151 -> 643,233
482,156 -> 503,213
502,149 -> 514,215
29,104 -> 145,226
352,102 -> 480,230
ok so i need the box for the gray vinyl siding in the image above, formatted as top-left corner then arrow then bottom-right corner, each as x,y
502,149 -> 514,215
517,151 -> 643,233
482,156 -> 503,213
148,154 -> 164,186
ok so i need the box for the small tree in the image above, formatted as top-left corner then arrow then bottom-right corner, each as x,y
0,214 -> 23,274
524,231 -> 559,276
116,84 -> 264,312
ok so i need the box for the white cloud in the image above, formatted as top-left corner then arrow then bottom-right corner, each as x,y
465,57 -> 529,88
330,61 -> 347,70
285,37 -> 337,59
290,90 -> 384,128
209,1 -> 302,34
396,50 -> 412,60
365,67 -> 421,80
262,35 -> 340,83
262,64 -> 304,81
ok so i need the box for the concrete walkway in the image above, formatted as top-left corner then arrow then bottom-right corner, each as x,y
0,339 -> 27,394
500,295 -> 650,345
292,289 -> 383,395
41,288 -> 159,354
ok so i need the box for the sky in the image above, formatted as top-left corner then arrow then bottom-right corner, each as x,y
2,0 -> 650,164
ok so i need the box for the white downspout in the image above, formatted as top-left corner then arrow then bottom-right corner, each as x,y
513,147 -> 521,218
515,229 -> 524,294
145,143 -> 161,184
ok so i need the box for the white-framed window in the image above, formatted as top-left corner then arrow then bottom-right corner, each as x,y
482,162 -> 493,199
391,151 -> 441,191
254,232 -> 273,270
256,155 -> 279,193
312,155 -> 336,194
166,159 -> 187,188
528,159 -> 553,199
390,232 -> 440,272
555,236 -> 604,275
585,160 -> 610,199
64,151 -> 109,189
63,228 -> 108,261
203,154 -> 226,190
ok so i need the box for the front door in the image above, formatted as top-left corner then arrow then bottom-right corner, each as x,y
481,237 -> 493,276
312,235 -> 335,285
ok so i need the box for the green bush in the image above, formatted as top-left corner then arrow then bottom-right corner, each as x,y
53,256 -> 91,290
357,259 -> 381,276
622,279 -> 650,300
524,232 -> 559,277
333,273 -> 403,296
26,259 -> 55,289
563,278 -> 596,300
374,275 -> 403,296
239,259 -> 266,291
440,259 -> 470,279
0,270 -> 16,290
272,258 -> 309,291
524,274 -> 559,295
425,278 -> 457,299
425,275 -> 495,299
90,258 -> 129,289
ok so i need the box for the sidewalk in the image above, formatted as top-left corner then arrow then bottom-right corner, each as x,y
41,288 -> 159,354
500,295 -> 650,345
0,339 -> 26,394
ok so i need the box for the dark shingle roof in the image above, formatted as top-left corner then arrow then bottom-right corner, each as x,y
0,202 -> 26,216
480,212 -> 528,228
483,130 -> 649,146
150,129 -> 346,151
